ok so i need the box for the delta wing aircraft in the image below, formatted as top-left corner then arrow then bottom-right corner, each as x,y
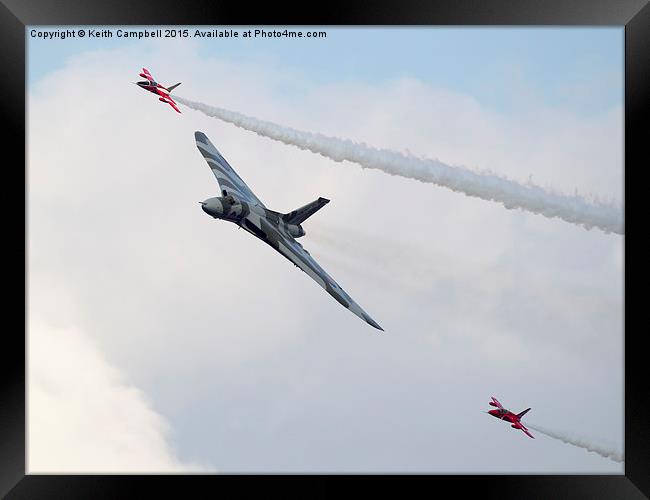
195,131 -> 383,331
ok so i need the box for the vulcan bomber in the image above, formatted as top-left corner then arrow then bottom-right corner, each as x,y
194,131 -> 383,331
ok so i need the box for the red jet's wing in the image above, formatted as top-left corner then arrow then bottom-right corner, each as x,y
140,67 -> 155,82
491,397 -> 504,409
513,421 -> 534,439
162,97 -> 181,113
521,426 -> 535,439
167,100 -> 181,113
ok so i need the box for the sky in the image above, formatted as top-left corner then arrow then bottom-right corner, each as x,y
27,26 -> 624,473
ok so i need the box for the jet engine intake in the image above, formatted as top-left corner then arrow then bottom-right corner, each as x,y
286,224 -> 305,238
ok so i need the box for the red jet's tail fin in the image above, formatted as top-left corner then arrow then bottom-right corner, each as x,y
166,82 -> 181,93
517,408 -> 531,418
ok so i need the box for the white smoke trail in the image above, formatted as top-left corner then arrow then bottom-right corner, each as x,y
526,423 -> 623,463
176,95 -> 623,235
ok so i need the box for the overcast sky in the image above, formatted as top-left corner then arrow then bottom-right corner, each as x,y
27,27 -> 623,473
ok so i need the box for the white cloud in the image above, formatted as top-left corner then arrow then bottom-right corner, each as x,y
28,320 -> 208,473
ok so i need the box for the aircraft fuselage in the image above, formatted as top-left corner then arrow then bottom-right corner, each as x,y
488,409 -> 519,424
201,195 -> 305,243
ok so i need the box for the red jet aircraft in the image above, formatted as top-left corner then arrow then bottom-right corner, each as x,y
486,396 -> 534,439
135,68 -> 182,113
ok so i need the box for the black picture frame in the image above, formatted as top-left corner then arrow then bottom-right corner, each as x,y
2,0 -> 646,498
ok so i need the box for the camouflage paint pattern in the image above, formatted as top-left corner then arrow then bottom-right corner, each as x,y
195,131 -> 383,331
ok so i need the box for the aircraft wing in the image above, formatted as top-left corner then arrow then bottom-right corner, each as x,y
194,132 -> 265,207
268,231 -> 383,331
520,426 -> 534,439
491,397 -> 504,409
163,97 -> 181,113
141,67 -> 154,82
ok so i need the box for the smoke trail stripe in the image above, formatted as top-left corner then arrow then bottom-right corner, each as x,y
527,423 -> 623,463
176,95 -> 623,235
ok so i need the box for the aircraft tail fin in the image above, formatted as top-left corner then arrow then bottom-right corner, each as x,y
283,197 -> 330,225
517,408 -> 531,418
166,82 -> 182,93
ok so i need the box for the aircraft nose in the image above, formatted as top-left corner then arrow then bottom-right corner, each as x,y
200,200 -> 223,217
199,198 -> 225,218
